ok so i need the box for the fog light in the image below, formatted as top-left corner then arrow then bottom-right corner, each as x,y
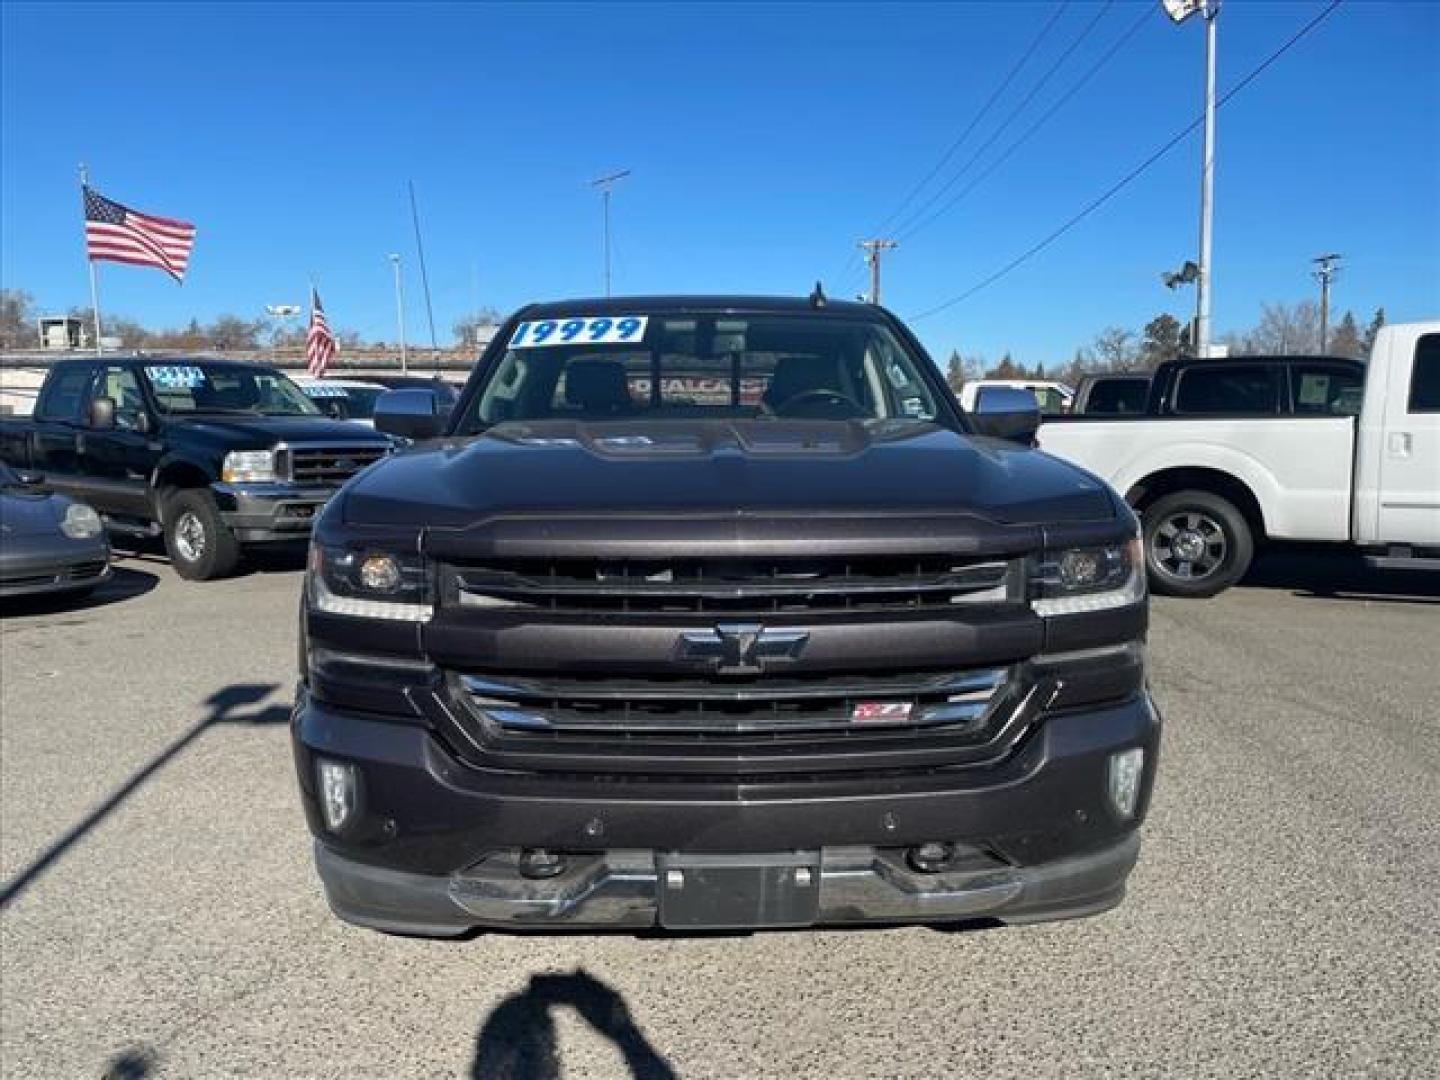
1058,549 -> 1103,588
1108,748 -> 1145,819
317,758 -> 357,832
907,841 -> 957,874
518,848 -> 567,880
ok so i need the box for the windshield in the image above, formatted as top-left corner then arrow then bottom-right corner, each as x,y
143,363 -> 320,416
456,312 -> 940,432
339,386 -> 385,418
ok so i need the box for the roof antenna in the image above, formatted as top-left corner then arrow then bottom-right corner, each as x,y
809,281 -> 827,308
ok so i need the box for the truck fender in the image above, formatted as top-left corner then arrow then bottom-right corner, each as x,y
1108,443 -> 1276,537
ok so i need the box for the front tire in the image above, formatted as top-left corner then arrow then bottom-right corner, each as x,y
1141,489 -> 1254,598
163,489 -> 241,581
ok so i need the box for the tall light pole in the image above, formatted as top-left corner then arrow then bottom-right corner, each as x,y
1164,0 -> 1220,358
1312,253 -> 1342,352
589,169 -> 631,297
388,253 -> 409,374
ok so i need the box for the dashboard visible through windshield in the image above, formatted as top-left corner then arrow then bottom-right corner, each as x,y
456,312 -> 941,432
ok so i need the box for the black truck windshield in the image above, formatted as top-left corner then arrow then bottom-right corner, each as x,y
457,313 -> 940,431
143,363 -> 320,416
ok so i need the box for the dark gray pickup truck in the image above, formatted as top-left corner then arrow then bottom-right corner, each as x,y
1,357 -> 390,580
292,295 -> 1161,935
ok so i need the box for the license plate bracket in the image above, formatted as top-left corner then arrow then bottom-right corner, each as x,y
657,852 -> 820,930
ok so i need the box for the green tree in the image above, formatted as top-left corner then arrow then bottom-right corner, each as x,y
1361,307 -> 1386,356
1140,314 -> 1182,367
1328,310 -> 1364,358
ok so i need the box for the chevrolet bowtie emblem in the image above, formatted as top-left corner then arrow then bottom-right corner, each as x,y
677,622 -> 810,675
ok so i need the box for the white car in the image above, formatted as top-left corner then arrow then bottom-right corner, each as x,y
959,379 -> 1074,416
1036,322 -> 1440,596
292,376 -> 390,429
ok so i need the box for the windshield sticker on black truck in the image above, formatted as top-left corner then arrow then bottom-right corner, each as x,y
145,365 -> 205,389
509,316 -> 648,349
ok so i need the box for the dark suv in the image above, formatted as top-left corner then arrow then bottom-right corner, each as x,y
292,296 -> 1160,934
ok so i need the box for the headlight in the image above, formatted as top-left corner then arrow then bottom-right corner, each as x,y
221,449 -> 277,483
1030,529 -> 1145,615
60,502 -> 104,539
308,544 -> 432,621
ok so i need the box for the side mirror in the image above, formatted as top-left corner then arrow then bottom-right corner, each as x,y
89,396 -> 116,430
971,386 -> 1040,445
133,410 -> 152,435
373,388 -> 450,441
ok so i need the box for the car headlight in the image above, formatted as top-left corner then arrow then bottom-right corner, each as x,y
1030,529 -> 1145,615
221,449 -> 277,483
308,544 -> 432,621
60,502 -> 104,539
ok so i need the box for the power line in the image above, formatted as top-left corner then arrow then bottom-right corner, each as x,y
909,0 -> 1344,323
889,0 -> 1115,240
874,2 -> 1070,236
898,3 -> 1156,243
831,2 -> 1070,289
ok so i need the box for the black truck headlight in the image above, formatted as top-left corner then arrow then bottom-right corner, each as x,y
1031,530 -> 1144,615
308,544 -> 432,622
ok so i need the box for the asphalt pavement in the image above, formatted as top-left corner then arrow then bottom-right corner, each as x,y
1,547 -> 1437,1079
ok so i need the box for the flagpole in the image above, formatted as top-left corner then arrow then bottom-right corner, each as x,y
79,164 -> 103,356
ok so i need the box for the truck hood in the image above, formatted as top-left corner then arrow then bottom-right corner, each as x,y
164,414 -> 389,446
342,419 -> 1114,528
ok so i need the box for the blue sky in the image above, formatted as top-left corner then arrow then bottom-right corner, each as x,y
2,1 -> 1437,367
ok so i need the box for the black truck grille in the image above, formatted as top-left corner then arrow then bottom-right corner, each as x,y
445,555 -> 1018,615
285,445 -> 388,486
446,665 -> 1047,777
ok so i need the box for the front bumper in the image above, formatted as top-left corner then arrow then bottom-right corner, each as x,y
293,690 -> 1160,935
0,535 -> 111,598
212,483 -> 338,543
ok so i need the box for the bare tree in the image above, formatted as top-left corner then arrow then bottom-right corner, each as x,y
453,308 -> 502,347
1,289 -> 34,348
1240,301 -> 1322,355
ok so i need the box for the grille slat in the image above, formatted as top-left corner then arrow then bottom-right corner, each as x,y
447,555 -> 1016,614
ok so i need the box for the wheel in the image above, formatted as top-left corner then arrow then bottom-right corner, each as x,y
162,489 -> 241,581
1141,489 -> 1254,598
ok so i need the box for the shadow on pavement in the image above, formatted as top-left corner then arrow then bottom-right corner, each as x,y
101,1045 -> 159,1079
111,537 -> 308,577
471,970 -> 677,1080
0,566 -> 159,618
0,683 -> 290,909
1240,545 -> 1439,604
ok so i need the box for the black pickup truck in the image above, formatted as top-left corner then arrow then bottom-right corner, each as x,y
292,295 -> 1161,935
0,358 -> 390,580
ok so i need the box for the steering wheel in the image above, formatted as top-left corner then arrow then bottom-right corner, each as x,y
773,388 -> 866,419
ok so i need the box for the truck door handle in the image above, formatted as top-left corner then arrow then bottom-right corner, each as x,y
1387,432 -> 1412,458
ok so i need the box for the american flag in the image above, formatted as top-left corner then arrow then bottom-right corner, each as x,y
306,288 -> 337,377
83,186 -> 196,282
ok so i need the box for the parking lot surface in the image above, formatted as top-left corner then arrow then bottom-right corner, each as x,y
1,548 -> 1437,1079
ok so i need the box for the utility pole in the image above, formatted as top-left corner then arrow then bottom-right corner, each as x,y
1164,0 -> 1219,357
589,169 -> 631,297
858,239 -> 899,305
1312,253 -> 1342,352
387,253 -> 409,374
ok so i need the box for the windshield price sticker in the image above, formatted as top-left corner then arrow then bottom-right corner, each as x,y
305,384 -> 349,398
146,365 -> 206,389
510,316 -> 649,349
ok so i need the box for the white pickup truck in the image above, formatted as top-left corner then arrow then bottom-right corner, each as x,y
1036,322 -> 1439,596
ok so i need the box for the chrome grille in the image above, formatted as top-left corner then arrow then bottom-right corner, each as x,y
285,445 -> 388,486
